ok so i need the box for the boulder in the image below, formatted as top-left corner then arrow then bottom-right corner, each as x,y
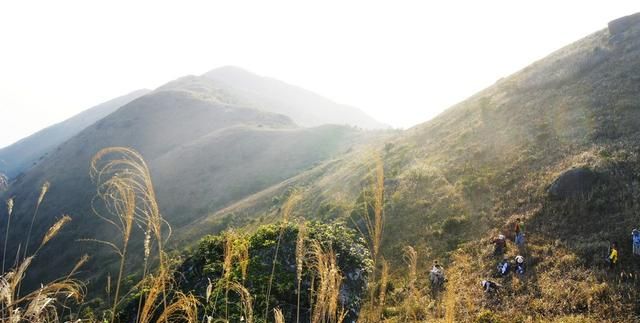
608,12 -> 640,36
548,167 -> 598,199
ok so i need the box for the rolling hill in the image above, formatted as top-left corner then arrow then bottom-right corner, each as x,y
0,89 -> 150,178
0,77 -> 386,290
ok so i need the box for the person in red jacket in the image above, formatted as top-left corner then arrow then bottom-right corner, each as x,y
492,234 -> 507,256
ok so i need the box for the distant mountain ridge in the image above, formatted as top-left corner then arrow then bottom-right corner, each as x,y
203,66 -> 389,129
0,66 -> 385,180
0,89 -> 150,178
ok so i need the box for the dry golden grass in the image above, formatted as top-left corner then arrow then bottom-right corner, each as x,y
23,181 -> 50,260
377,258 -> 389,320
0,206 -> 85,323
372,154 -> 384,261
205,278 -> 213,304
66,254 -> 90,279
354,153 -> 386,322
134,251 -> 200,323
5,189 -> 85,322
443,280 -> 456,323
5,199 -> 12,218
37,182 -> 50,207
282,191 -> 303,225
397,246 -> 430,322
295,221 -> 307,323
2,198 -> 14,273
88,172 -> 136,321
91,148 -> 169,274
403,246 -> 418,293
265,190 -> 302,320
274,307 -> 285,323
154,292 -> 198,323
222,230 -> 235,282
39,215 -> 71,251
222,229 -> 236,320
137,265 -> 172,323
236,239 -> 250,284
229,282 -> 254,323
355,154 -> 385,263
309,241 -> 344,323
89,147 -> 199,322
209,228 -> 250,320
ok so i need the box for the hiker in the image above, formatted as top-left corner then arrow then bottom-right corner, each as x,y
632,229 -> 640,256
492,234 -> 507,256
497,257 -> 510,277
514,218 -> 525,247
430,260 -> 446,289
481,280 -> 501,293
607,241 -> 618,269
514,255 -> 526,275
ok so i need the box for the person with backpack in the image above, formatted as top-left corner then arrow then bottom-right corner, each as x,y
430,260 -> 446,289
514,217 -> 525,247
607,241 -> 618,269
492,234 -> 507,256
514,255 -> 526,275
632,229 -> 640,256
497,256 -> 510,277
481,280 -> 501,293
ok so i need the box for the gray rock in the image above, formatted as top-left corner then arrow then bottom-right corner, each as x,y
548,167 -> 598,199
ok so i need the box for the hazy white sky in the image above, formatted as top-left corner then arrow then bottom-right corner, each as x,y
1,1 -> 639,148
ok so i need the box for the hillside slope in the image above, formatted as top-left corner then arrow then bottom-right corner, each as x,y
0,89 -> 149,178
181,13 -> 640,321
4,13 -> 640,321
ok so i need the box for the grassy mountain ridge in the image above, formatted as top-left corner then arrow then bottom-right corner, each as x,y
0,89 -> 150,178
0,82 -> 380,291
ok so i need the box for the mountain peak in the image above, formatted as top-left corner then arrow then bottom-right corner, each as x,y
205,65 -> 254,77
202,66 -> 388,129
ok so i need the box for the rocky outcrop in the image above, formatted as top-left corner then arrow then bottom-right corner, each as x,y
548,167 -> 598,199
608,12 -> 640,36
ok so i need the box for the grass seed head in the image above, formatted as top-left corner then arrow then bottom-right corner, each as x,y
40,215 -> 71,248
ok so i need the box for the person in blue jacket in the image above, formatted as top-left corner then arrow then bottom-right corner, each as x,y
497,257 -> 510,277
632,229 -> 640,256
